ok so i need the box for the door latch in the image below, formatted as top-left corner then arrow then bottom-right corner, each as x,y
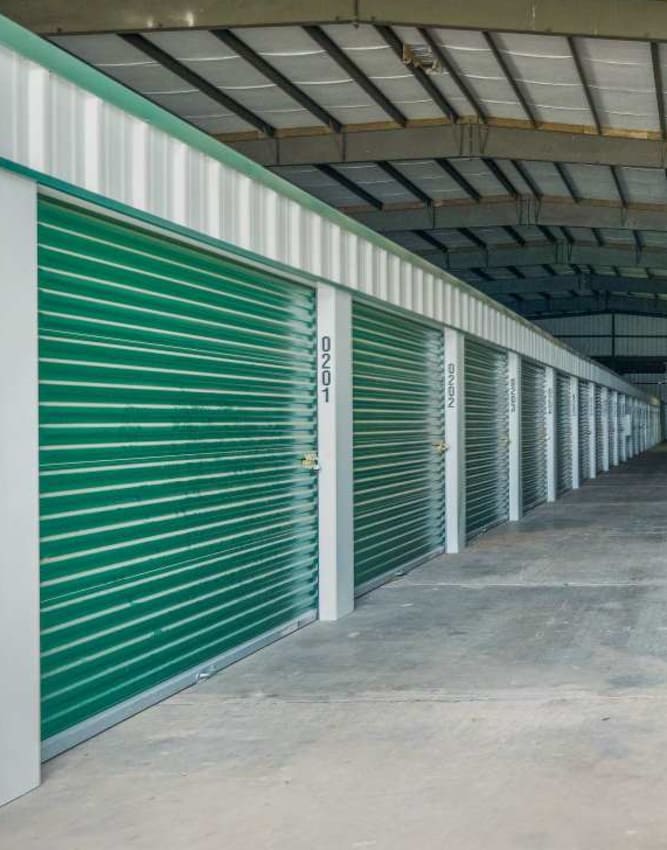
301,451 -> 320,471
433,439 -> 448,454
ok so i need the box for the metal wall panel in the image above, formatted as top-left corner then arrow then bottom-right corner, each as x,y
0,25 -> 652,403
579,382 -> 592,481
38,198 -> 319,743
556,372 -> 573,494
521,361 -> 548,513
352,303 -> 445,589
465,340 -> 509,540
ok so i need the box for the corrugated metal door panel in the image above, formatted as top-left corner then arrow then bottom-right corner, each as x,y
521,361 -> 547,513
465,339 -> 509,541
38,198 -> 319,742
579,382 -> 591,481
556,373 -> 573,494
595,387 -> 604,472
352,303 -> 445,589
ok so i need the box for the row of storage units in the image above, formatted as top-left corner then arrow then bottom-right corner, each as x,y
0,14 -> 661,806
31,196 -> 661,757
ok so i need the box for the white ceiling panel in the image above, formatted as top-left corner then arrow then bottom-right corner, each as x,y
566,164 -> 619,202
494,33 -> 594,127
577,38 -> 659,133
621,167 -> 667,204
451,158 -> 511,197
513,225 -> 551,243
392,26 -> 476,117
431,228 -> 478,248
332,163 -> 416,205
392,161 -> 469,201
272,165 -> 365,207
52,33 -> 255,134
598,229 -> 635,245
641,232 -> 667,249
322,24 -> 445,121
428,29 -> 525,120
231,26 -> 391,126
521,161 -> 572,198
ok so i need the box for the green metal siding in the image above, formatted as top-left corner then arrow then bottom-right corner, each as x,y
521,361 -> 547,513
556,373 -> 573,495
352,303 -> 445,589
38,198 -> 319,742
579,382 -> 591,481
465,340 -> 509,541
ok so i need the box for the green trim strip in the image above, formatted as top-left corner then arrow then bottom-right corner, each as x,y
0,14 -> 656,405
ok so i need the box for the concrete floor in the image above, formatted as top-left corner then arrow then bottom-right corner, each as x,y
3,446 -> 667,849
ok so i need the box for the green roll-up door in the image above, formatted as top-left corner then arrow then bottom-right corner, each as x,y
595,387 -> 604,472
520,361 -> 547,513
38,198 -> 319,745
556,373 -> 573,495
465,339 -> 509,541
579,382 -> 591,481
352,303 -> 445,590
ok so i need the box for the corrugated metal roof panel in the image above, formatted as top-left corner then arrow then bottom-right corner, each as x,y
392,160 -> 469,201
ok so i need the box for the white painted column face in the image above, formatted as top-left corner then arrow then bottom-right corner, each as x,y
588,383 -> 597,479
570,376 -> 580,489
0,171 -> 40,807
544,367 -> 557,503
444,329 -> 465,553
610,392 -> 619,467
601,387 -> 610,473
316,284 -> 354,622
507,353 -> 521,520
620,395 -> 628,463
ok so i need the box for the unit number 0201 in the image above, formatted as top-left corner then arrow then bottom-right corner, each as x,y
320,335 -> 332,402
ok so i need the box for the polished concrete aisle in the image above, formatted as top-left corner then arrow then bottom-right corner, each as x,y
3,446 -> 667,850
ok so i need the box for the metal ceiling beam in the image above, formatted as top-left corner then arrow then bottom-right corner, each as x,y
230,124 -> 667,168
418,27 -> 486,123
417,243 -> 667,270
13,0 -> 667,40
483,31 -> 537,128
376,161 -> 433,205
212,29 -> 342,133
374,24 -> 458,122
351,198 -> 667,233
435,159 -> 481,201
118,33 -> 275,137
651,42 -> 667,141
304,26 -> 408,127
507,294 -> 667,318
475,274 -> 667,298
568,36 -> 602,134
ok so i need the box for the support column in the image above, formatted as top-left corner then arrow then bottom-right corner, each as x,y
508,352 -> 521,520
610,391 -> 619,467
570,376 -> 580,489
545,367 -> 556,503
600,387 -> 610,472
316,284 -> 354,621
0,170 -> 40,807
445,328 -> 465,553
588,383 -> 597,479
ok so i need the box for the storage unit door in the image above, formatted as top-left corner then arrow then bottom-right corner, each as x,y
465,340 -> 509,540
579,382 -> 591,481
520,361 -> 547,513
38,199 -> 319,745
595,387 -> 604,472
556,373 -> 573,494
352,303 -> 445,590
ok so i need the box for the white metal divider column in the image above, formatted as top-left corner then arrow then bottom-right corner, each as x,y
545,367 -> 557,503
601,387 -> 610,472
508,352 -> 521,521
445,328 -> 465,553
610,391 -> 619,467
588,383 -> 597,479
570,376 -> 581,489
0,170 -> 40,807
316,284 -> 354,621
